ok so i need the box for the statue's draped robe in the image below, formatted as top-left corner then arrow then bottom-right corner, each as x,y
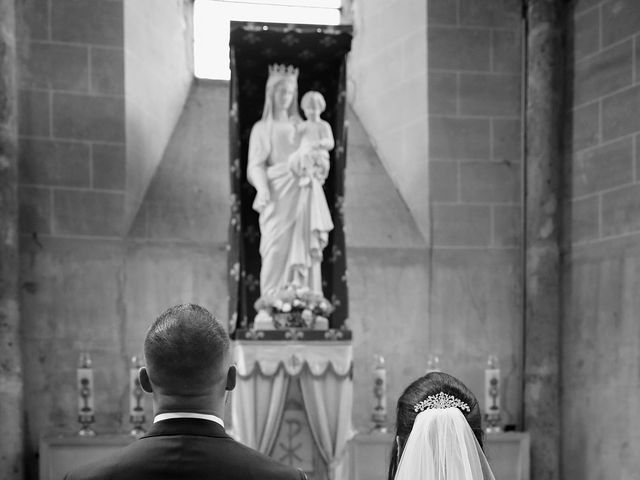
248,119 -> 333,295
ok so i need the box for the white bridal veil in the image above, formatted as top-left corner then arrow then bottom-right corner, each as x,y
394,407 -> 496,480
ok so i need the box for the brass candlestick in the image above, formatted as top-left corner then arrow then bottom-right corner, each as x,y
129,355 -> 146,437
425,353 -> 441,373
77,352 -> 96,436
484,355 -> 502,433
371,354 -> 388,432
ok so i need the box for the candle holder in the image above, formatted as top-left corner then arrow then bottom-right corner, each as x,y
484,355 -> 502,433
77,352 -> 96,436
371,354 -> 388,432
129,355 -> 146,437
425,353 -> 441,373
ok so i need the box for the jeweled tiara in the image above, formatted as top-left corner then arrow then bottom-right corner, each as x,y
413,392 -> 471,413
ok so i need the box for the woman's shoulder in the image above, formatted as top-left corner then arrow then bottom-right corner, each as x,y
250,120 -> 271,142
251,119 -> 269,131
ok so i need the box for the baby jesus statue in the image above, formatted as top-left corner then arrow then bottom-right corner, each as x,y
288,91 -> 335,186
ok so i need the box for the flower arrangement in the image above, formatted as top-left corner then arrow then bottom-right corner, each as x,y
254,285 -> 334,329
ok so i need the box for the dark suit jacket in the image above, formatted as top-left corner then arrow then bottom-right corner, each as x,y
64,418 -> 307,480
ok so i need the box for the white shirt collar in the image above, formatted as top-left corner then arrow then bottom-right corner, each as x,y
153,412 -> 224,428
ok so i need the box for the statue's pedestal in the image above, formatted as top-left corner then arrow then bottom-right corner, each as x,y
231,337 -> 354,480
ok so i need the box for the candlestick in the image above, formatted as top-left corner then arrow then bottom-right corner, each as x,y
129,355 -> 146,437
77,351 -> 96,436
425,353 -> 441,373
484,355 -> 502,433
371,354 -> 387,432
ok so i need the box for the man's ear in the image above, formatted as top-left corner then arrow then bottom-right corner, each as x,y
139,367 -> 153,393
225,365 -> 236,391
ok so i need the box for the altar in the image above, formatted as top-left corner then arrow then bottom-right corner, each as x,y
39,430 -> 529,480
348,431 -> 530,480
231,336 -> 354,480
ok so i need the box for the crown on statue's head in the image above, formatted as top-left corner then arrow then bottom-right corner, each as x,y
268,63 -> 299,83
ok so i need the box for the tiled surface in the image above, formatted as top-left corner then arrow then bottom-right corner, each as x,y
565,3 -> 640,478
18,0 -> 126,239
568,1 -> 640,245
428,2 -> 522,250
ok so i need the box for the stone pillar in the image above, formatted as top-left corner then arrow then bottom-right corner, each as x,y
523,1 -> 565,480
0,0 -> 24,479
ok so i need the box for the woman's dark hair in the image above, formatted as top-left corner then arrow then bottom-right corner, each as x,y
387,371 -> 484,480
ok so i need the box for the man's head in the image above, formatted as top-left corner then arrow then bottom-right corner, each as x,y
140,304 -> 235,397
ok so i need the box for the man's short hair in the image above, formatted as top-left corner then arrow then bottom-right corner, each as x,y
144,304 -> 230,395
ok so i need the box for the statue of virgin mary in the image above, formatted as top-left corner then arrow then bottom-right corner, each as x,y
247,64 -> 334,302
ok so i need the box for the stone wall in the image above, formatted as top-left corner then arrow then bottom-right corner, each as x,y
18,80 -> 227,480
563,0 -> 640,477
426,0 -> 523,425
343,111 -> 430,429
0,1 -> 24,478
19,0 -> 126,238
124,0 -> 193,231
18,7 -> 129,471
349,1 -> 429,237
350,0 -> 524,424
16,2 -> 196,478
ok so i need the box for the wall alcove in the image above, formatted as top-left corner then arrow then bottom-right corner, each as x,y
227,21 -> 352,334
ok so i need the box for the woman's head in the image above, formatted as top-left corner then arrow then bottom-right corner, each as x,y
388,372 -> 483,480
262,65 -> 300,121
272,78 -> 297,112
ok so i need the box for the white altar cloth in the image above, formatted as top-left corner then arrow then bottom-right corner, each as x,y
232,340 -> 354,480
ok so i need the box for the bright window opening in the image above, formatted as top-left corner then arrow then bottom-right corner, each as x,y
194,0 -> 342,80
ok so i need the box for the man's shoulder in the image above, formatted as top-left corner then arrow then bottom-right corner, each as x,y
64,435 -> 306,480
227,440 -> 306,479
63,446 -> 128,480
64,436 -> 173,480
